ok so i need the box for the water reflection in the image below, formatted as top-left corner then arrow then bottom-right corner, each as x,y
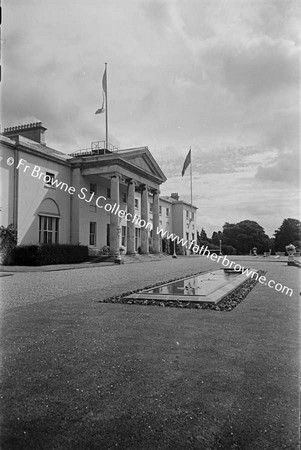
147,271 -> 238,296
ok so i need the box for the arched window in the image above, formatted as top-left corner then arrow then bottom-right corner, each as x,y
38,198 -> 60,244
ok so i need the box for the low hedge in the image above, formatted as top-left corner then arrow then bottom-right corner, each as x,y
9,244 -> 89,266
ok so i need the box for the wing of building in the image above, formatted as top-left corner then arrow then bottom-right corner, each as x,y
0,122 -> 197,256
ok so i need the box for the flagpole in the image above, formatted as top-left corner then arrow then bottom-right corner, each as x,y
105,62 -> 108,150
190,147 -> 192,217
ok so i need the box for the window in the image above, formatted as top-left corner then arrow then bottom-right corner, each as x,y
90,183 -> 97,195
186,232 -> 189,242
122,226 -> 126,246
166,208 -> 169,217
107,188 -> 111,198
90,222 -> 96,246
186,210 -> 189,219
191,212 -> 195,220
135,228 -> 140,251
192,233 -> 195,241
122,192 -> 127,203
159,205 -> 162,215
106,224 -> 110,246
45,172 -> 55,186
135,199 -> 139,209
149,202 -> 153,213
39,216 -> 59,244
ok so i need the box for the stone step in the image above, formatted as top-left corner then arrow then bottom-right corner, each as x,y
89,253 -> 171,265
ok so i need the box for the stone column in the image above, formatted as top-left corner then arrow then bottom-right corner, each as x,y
109,174 -> 120,256
140,185 -> 149,254
152,189 -> 160,253
127,179 -> 135,254
70,166 -> 81,244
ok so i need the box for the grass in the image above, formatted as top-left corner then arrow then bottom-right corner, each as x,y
1,263 -> 299,449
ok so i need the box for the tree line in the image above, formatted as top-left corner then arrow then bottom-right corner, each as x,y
197,218 -> 301,255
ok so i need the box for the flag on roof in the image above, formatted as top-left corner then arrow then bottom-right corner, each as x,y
95,66 -> 107,114
181,148 -> 191,176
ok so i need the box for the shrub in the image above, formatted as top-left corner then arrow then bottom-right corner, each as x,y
10,244 -> 89,266
222,245 -> 237,255
10,245 -> 41,265
99,245 -> 110,255
0,224 -> 17,264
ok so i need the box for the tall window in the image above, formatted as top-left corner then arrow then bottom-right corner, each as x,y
166,208 -> 169,217
106,224 -> 110,246
159,205 -> 162,215
122,193 -> 127,203
135,228 -> 140,251
122,226 -> 127,246
135,199 -> 139,209
90,222 -> 96,246
39,216 -> 59,244
149,202 -> 153,213
186,210 -> 189,219
90,183 -> 97,195
191,212 -> 195,220
107,188 -> 111,199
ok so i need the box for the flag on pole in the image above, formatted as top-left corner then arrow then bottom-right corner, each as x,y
95,66 -> 107,114
181,148 -> 191,176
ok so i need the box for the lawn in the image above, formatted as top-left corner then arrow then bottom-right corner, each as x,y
1,259 -> 299,449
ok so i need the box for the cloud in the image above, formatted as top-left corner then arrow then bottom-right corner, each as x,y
255,150 -> 300,186
141,1 -> 171,34
215,37 -> 298,100
1,0 -> 299,236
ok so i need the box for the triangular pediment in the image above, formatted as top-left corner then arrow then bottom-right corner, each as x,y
127,155 -> 151,173
118,147 -> 167,182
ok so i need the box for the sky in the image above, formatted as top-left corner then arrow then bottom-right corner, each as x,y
2,0 -> 300,237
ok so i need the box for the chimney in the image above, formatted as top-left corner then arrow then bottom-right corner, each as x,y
171,193 -> 179,201
2,122 -> 47,145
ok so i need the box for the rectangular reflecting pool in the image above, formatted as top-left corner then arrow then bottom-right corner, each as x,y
124,268 -> 254,305
146,270 -> 240,296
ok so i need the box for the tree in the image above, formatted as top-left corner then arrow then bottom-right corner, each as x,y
211,231 -> 223,246
221,222 -> 237,247
222,220 -> 270,254
197,228 -> 211,248
274,218 -> 301,252
269,237 -> 276,255
199,228 -> 209,242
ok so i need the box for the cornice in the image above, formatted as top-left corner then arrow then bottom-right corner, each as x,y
73,155 -> 166,184
0,139 -> 71,167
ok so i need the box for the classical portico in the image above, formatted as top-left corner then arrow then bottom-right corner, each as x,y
69,146 -> 166,255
